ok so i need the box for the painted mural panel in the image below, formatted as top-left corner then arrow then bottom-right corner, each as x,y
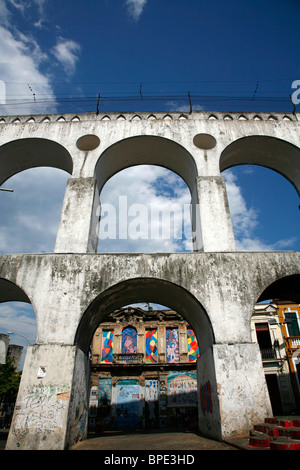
167,372 -> 197,406
145,329 -> 158,363
166,328 -> 179,363
101,330 -> 114,363
187,328 -> 200,362
145,379 -> 159,428
116,380 -> 139,429
98,378 -> 112,405
122,327 -> 137,354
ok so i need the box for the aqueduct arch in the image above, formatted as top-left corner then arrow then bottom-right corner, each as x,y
0,111 -> 299,449
75,277 -> 214,355
220,135 -> 300,197
0,138 -> 73,185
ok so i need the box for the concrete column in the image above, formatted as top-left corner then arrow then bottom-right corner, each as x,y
197,176 -> 236,252
54,177 -> 100,253
6,344 -> 89,450
197,342 -> 272,441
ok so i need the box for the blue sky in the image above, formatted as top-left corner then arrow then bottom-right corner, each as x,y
0,0 -> 299,366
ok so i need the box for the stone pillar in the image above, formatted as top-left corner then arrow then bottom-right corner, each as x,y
197,176 -> 236,252
6,344 -> 89,450
197,342 -> 272,441
54,177 -> 100,253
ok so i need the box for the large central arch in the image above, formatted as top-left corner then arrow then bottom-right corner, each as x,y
94,135 -> 198,194
94,135 -> 202,251
75,277 -> 214,355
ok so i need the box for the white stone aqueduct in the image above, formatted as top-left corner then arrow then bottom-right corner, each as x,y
0,111 -> 299,449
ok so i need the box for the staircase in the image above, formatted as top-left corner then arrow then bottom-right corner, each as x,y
225,416 -> 300,450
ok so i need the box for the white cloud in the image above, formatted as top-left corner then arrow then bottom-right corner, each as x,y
52,37 -> 81,76
0,168 -> 69,254
224,169 -> 258,237
126,0 -> 147,21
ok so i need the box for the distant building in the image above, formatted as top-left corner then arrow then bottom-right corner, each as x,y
89,307 -> 200,431
251,301 -> 300,414
0,333 -> 23,370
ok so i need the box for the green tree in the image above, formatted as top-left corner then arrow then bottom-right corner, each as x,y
0,358 -> 21,407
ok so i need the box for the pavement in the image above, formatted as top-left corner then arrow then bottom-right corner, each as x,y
70,428 -> 236,451
1,427 -> 237,451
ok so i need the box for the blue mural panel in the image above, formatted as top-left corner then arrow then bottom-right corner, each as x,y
116,380 -> 139,429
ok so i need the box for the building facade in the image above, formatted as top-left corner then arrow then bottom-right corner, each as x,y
251,301 -> 300,415
89,307 -> 200,431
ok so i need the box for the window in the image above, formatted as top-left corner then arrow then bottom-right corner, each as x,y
101,330 -> 114,363
145,329 -> 158,363
187,328 -> 200,362
122,326 -> 137,354
285,312 -> 300,337
166,328 -> 179,363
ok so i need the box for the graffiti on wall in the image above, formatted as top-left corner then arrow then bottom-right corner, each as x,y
187,329 -> 200,362
167,372 -> 197,406
166,328 -> 179,363
200,380 -> 213,414
122,327 -> 137,354
101,330 -> 114,363
11,383 -> 70,439
145,329 -> 158,363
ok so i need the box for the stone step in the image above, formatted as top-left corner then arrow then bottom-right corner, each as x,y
270,438 -> 300,450
249,416 -> 300,449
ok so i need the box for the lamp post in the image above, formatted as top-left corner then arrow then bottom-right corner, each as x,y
7,332 -> 31,345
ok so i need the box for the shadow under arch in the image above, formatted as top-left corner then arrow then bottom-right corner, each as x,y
94,135 -> 198,194
220,135 -> 300,197
0,137 -> 73,185
75,277 -> 214,355
257,274 -> 300,304
0,278 -> 31,304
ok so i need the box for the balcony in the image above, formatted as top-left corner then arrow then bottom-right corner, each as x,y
286,336 -> 300,351
260,348 -> 277,360
112,353 -> 144,364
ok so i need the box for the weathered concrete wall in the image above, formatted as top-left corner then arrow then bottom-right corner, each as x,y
0,252 -> 299,348
6,344 -> 77,450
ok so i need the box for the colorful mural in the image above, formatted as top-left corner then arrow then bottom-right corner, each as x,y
116,380 -> 139,429
101,330 -> 114,363
166,328 -> 179,363
187,329 -> 200,362
167,372 -> 197,406
122,327 -> 137,354
145,329 -> 158,363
